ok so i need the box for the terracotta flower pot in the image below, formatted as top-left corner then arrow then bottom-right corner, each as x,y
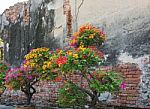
15,105 -> 35,109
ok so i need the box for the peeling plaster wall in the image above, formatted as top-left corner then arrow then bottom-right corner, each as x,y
69,0 -> 150,106
70,0 -> 150,63
0,0 -> 66,67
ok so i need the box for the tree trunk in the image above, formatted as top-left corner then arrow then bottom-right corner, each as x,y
26,93 -> 33,105
90,91 -> 98,109
21,85 -> 36,105
27,85 -> 36,105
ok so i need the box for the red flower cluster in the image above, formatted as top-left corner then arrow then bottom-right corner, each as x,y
55,55 -> 67,67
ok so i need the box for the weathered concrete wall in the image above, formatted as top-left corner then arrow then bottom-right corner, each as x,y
70,0 -> 150,60
0,0 -> 66,67
69,0 -> 150,107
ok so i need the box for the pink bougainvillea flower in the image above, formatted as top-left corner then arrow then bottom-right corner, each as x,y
71,36 -> 75,39
4,75 -> 9,82
12,73 -> 18,78
120,81 -> 126,90
56,48 -> 59,52
37,73 -> 41,77
49,50 -> 53,54
26,75 -> 32,80
70,43 -> 75,47
23,60 -> 26,64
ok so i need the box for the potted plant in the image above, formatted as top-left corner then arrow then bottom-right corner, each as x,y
52,24 -> 124,108
4,47 -> 62,109
54,47 -> 124,108
5,66 -> 40,109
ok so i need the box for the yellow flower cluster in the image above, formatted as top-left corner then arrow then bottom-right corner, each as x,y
73,54 -> 78,59
42,61 -> 51,70
30,62 -> 36,68
24,47 -> 51,70
78,46 -> 86,51
89,33 -> 96,39
67,51 -> 73,56
31,47 -> 49,53
73,32 -> 79,36
25,47 -> 49,60
25,53 -> 38,60
23,61 -> 36,68
89,34 -> 94,39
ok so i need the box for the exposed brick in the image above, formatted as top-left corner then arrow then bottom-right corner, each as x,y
127,97 -> 138,101
126,75 -> 133,78
118,99 -> 127,104
138,105 -> 146,108
125,90 -> 139,93
125,80 -> 139,84
126,78 -> 140,82
120,97 -> 127,100
132,74 -> 141,78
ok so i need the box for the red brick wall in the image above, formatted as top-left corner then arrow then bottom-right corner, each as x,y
112,64 -> 142,108
1,63 -> 144,108
32,63 -> 142,108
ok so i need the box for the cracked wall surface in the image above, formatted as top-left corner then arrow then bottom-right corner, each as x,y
0,0 -> 65,67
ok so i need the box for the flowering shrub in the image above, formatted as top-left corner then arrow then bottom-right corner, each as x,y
5,66 -> 40,104
14,23 -> 124,108
0,62 -> 9,94
70,23 -> 106,47
57,24 -> 124,108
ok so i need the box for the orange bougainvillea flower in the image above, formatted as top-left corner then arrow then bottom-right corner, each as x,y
55,55 -> 67,67
71,23 -> 107,47
79,23 -> 94,33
